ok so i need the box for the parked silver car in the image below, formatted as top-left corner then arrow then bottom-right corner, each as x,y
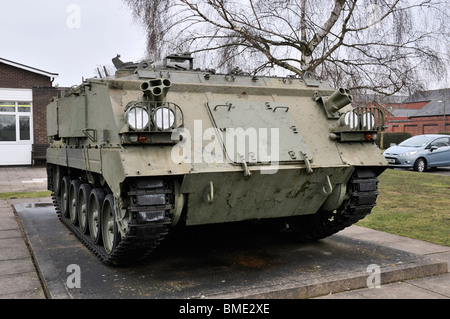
383,134 -> 450,172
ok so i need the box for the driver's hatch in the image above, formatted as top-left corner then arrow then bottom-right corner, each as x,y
206,100 -> 313,165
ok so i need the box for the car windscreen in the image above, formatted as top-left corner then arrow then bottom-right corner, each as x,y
399,135 -> 434,147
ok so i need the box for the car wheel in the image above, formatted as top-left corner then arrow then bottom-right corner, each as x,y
414,158 -> 426,172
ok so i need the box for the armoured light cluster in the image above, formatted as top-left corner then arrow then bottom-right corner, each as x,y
46,53 -> 388,265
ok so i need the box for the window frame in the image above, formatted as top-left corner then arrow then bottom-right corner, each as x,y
0,101 -> 33,144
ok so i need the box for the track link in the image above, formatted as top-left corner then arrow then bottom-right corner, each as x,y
52,178 -> 173,266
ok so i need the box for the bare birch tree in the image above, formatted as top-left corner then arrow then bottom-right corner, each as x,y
123,0 -> 449,95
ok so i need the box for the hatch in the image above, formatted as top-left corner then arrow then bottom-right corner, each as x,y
206,100 -> 313,166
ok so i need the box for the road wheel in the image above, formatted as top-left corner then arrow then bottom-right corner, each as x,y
61,176 -> 71,218
101,194 -> 121,255
414,158 -> 427,172
88,188 -> 104,245
69,180 -> 80,225
51,165 -> 65,195
77,184 -> 92,234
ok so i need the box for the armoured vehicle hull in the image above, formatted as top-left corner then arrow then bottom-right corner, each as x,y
46,54 -> 387,265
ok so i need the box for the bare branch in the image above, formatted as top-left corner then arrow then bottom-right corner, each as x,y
123,0 -> 449,95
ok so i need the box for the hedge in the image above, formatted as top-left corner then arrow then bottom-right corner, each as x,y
376,132 -> 412,149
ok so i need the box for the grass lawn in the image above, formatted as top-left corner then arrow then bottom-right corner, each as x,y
0,190 -> 52,200
357,168 -> 450,246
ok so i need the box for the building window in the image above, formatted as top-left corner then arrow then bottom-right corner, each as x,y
0,101 -> 32,142
19,116 -> 30,140
0,114 -> 16,141
0,101 -> 15,112
18,102 -> 31,113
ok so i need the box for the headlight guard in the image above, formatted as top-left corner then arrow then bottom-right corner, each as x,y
124,101 -> 184,133
126,105 -> 149,131
153,107 -> 175,131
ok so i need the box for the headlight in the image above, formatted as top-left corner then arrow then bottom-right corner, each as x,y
154,107 -> 175,130
400,151 -> 418,157
362,112 -> 376,130
127,106 -> 149,130
343,111 -> 359,130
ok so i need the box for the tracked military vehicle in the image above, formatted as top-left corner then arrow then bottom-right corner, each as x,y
46,53 -> 388,265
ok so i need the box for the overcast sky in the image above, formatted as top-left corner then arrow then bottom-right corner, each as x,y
0,0 -> 147,87
1,1 -> 448,91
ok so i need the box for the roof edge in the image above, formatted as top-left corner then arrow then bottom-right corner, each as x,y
0,57 -> 58,78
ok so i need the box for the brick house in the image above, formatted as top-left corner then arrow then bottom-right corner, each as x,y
0,57 -> 60,165
355,89 -> 450,136
387,89 -> 450,135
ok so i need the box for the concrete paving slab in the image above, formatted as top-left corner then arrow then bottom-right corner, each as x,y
318,275 -> 450,299
0,215 -> 20,231
0,238 -> 31,260
407,273 -> 450,296
0,196 -> 49,300
0,229 -> 22,240
0,258 -> 36,276
0,271 -> 46,299
14,202 -> 448,299
340,226 -> 450,256
0,166 -> 47,193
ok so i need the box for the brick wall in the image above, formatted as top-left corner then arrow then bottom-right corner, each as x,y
396,102 -> 428,110
0,62 -> 52,88
32,87 -> 61,144
0,61 -> 61,164
386,116 -> 448,135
